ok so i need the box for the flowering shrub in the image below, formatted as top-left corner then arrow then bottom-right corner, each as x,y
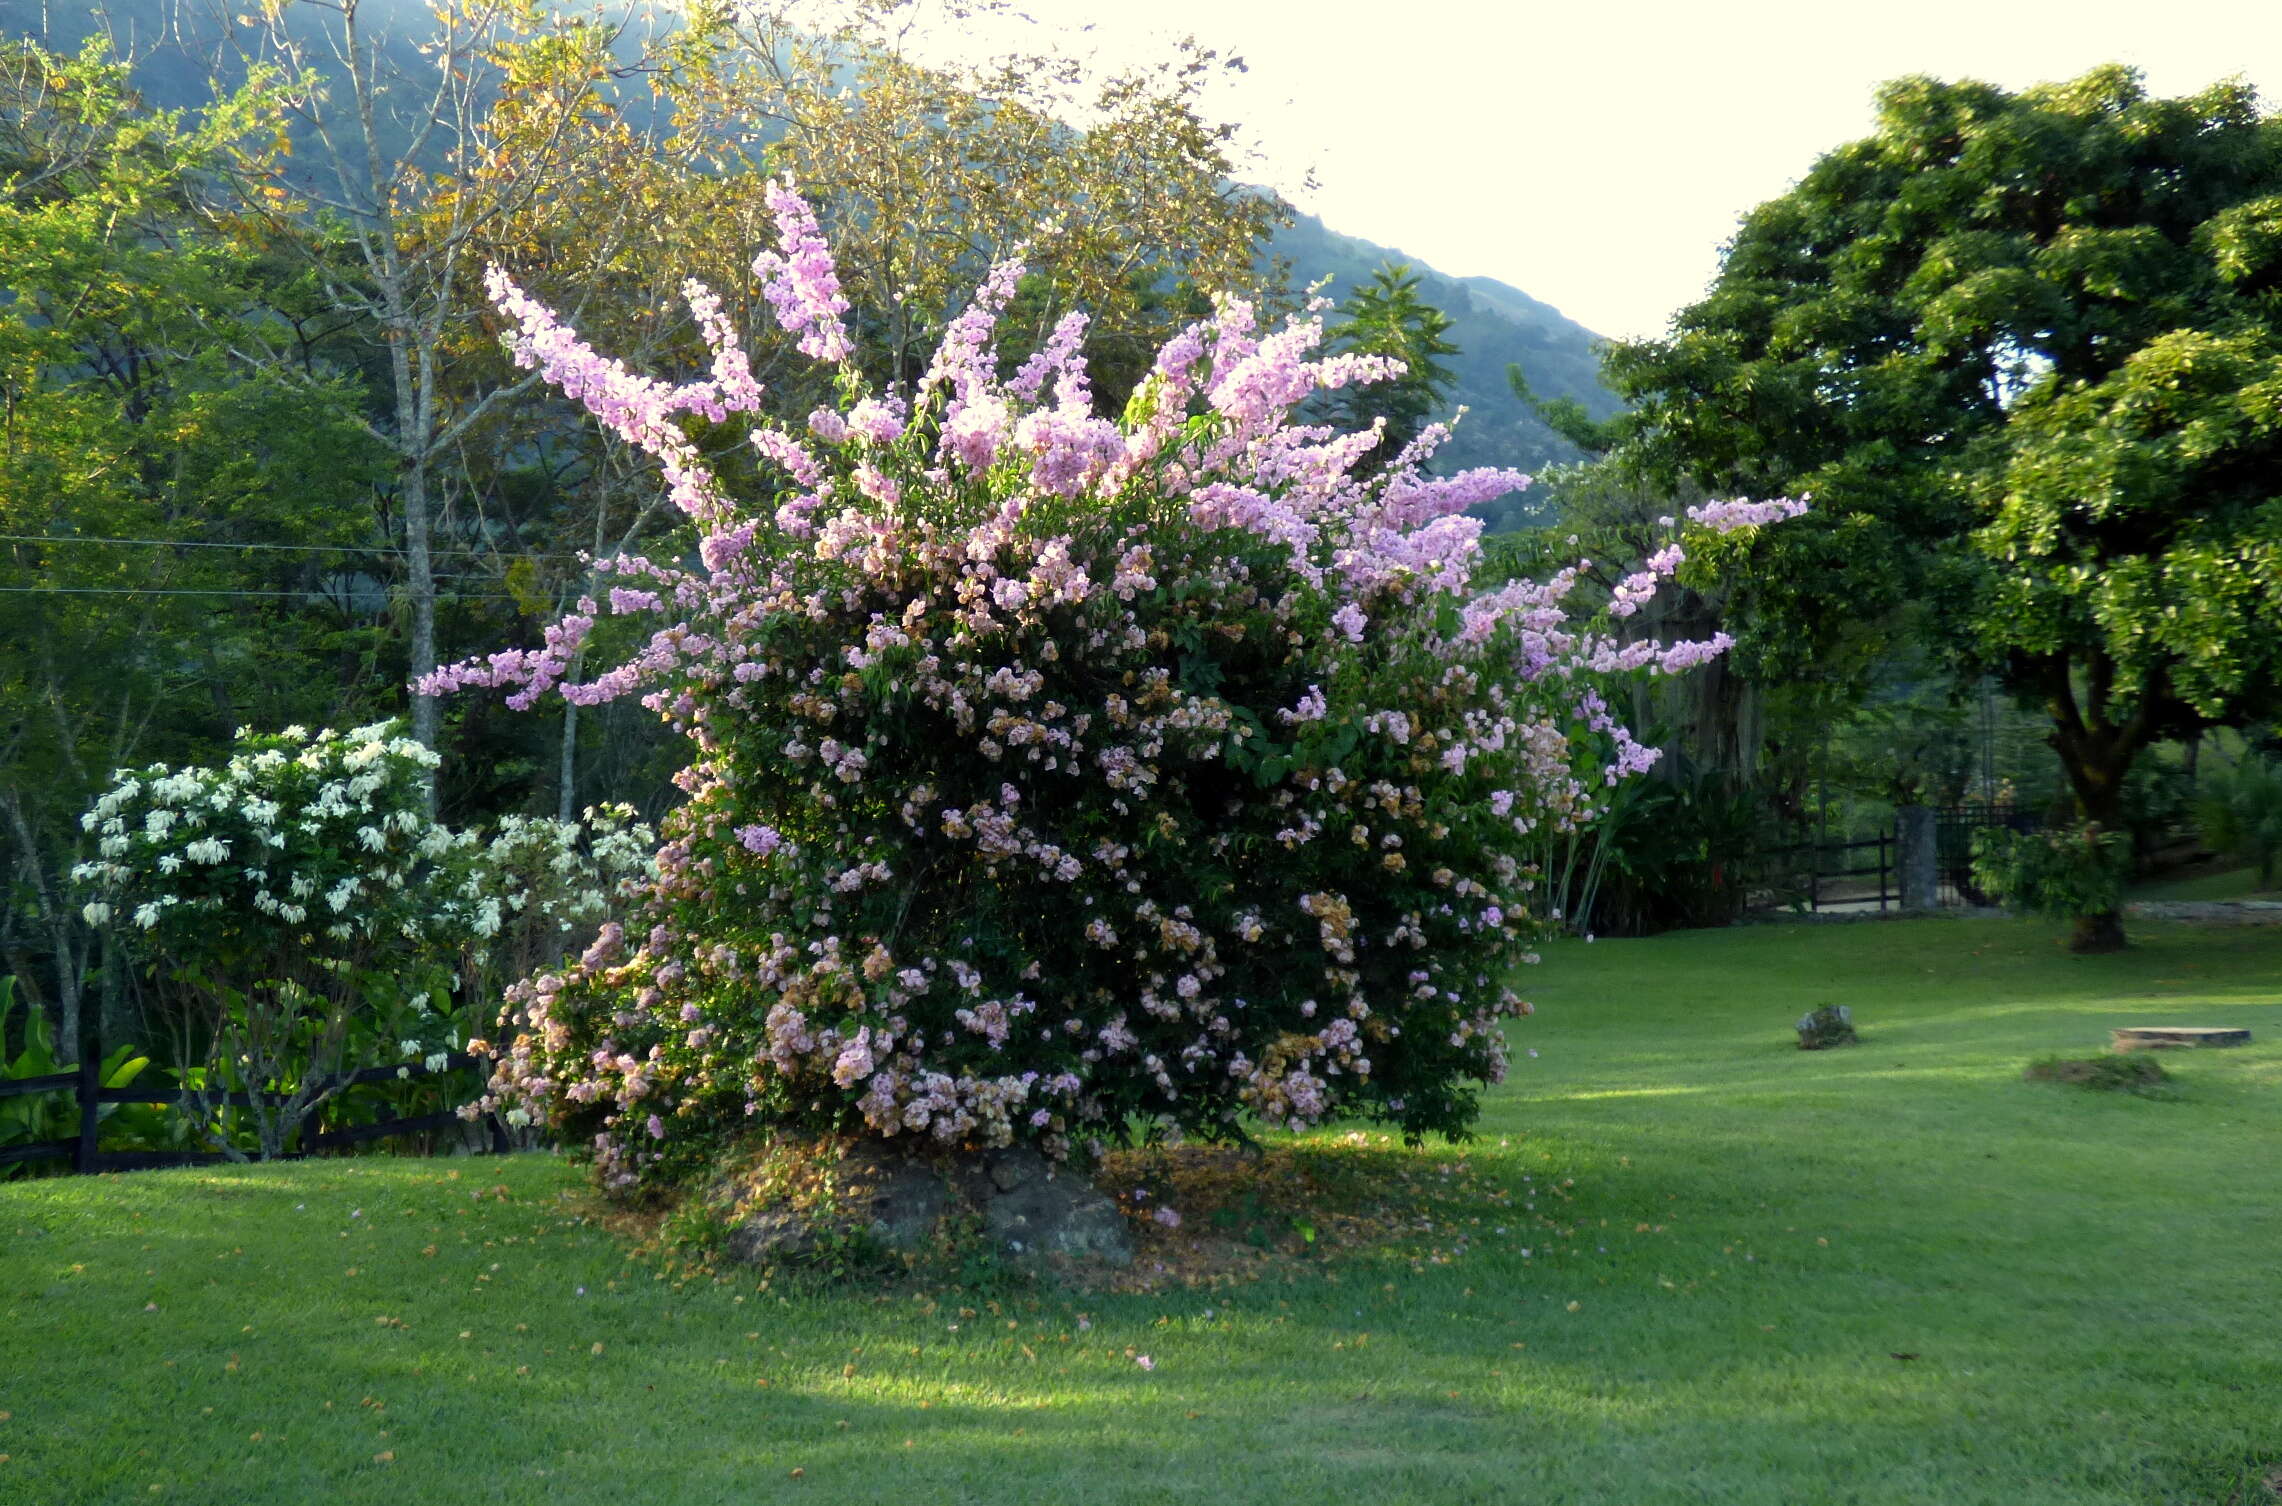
69,724 -> 653,1157
439,805 -> 657,1002
430,185 -> 1798,1193
73,723 -> 461,1157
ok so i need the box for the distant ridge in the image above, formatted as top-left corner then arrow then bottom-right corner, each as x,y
1271,210 -> 1620,516
0,1 -> 1617,525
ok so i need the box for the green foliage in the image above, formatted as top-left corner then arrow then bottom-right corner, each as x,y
0,36 -> 395,1051
1324,262 -> 1460,465
1971,823 -> 2132,922
0,975 -> 191,1176
1559,762 -> 1769,936
1603,66 -> 2282,860
2194,751 -> 2282,887
1507,362 -> 1623,457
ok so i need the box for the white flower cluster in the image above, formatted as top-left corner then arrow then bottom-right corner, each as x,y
434,805 -> 656,964
75,728 -> 656,995
73,722 -> 450,946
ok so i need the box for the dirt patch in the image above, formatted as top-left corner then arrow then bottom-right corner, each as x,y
565,1130 -> 1548,1295
1085,1134 -> 1533,1293
2022,1053 -> 2172,1095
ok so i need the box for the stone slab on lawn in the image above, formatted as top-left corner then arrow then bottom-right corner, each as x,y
2111,1026 -> 2251,1051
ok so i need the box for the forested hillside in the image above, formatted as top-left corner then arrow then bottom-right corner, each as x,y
5,0 -> 1616,521
1273,210 -> 1619,510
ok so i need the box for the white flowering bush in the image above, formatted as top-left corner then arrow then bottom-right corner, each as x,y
71,726 -> 656,1158
438,804 -> 657,997
427,184 -> 1800,1194
74,722 -> 459,1157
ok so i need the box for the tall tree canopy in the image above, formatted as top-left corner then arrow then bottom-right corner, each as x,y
0,39 -> 391,1045
1603,66 -> 2282,864
1324,262 -> 1459,464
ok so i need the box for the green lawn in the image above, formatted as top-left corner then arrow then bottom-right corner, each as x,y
2133,862 -> 2279,902
4,915 -> 2279,1505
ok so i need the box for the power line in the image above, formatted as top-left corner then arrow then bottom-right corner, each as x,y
0,532 -> 581,562
0,586 -> 526,600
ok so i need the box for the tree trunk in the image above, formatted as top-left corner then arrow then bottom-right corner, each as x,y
2044,653 -> 2161,954
403,451 -> 439,752
558,696 -> 579,823
2069,910 -> 2127,954
5,797 -> 82,1063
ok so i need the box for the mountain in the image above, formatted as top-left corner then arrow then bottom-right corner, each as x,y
2,1 -> 1617,525
1270,211 -> 1620,517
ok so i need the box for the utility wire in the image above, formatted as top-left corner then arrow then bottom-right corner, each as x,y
0,586 -> 525,600
0,532 -> 581,562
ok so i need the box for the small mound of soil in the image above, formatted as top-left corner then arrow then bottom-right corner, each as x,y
2023,1053 -> 2171,1094
587,1131 -> 1556,1294
704,1135 -> 1134,1274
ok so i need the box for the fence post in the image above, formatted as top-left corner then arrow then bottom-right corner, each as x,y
75,1026 -> 100,1175
1896,804 -> 1939,910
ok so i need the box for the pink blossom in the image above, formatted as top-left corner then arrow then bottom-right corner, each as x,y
751,178 -> 852,362
1685,497 -> 1811,532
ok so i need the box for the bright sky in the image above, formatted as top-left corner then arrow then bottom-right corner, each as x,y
937,0 -> 2282,341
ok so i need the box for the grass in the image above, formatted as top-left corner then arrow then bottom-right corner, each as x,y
2132,862 -> 2279,902
3,913 -> 2279,1505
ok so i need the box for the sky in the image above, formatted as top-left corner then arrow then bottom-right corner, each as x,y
921,0 -> 2282,341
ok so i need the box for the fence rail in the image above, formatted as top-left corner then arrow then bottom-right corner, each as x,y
1758,832 -> 1896,912
0,1050 -> 507,1175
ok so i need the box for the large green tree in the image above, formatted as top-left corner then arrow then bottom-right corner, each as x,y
0,38 -> 391,1048
1603,65 -> 2282,947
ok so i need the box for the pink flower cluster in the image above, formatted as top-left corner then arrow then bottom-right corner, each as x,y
432,187 -> 1803,1191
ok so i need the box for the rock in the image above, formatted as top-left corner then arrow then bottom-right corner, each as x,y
2111,1026 -> 2251,1051
723,1206 -> 822,1266
717,1137 -> 1132,1271
988,1148 -> 1038,1193
1795,1003 -> 1858,1050
971,1151 -> 1131,1264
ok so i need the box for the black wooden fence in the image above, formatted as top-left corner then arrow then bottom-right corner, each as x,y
1758,831 -> 1898,913
1931,803 -> 2043,907
0,1050 -> 508,1175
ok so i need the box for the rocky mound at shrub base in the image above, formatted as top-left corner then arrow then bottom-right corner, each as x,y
710,1137 -> 1133,1271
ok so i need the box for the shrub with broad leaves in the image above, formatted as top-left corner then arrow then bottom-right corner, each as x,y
72,723 -> 459,1156
1970,823 -> 2132,923
71,724 -> 653,1157
428,184 -> 1800,1193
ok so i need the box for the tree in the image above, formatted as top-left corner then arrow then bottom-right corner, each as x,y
1320,263 -> 1458,465
1600,66 -> 2282,949
192,0 -> 698,758
706,0 -> 1283,404
0,38 -> 390,1051
1506,362 -> 1622,458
